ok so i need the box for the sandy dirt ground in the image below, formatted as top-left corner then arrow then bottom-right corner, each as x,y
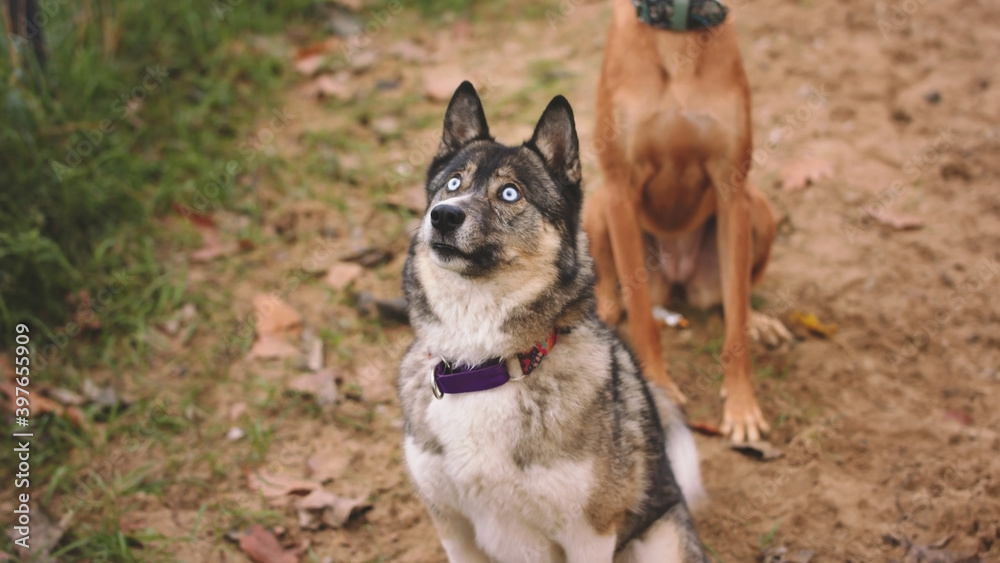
61,0 -> 1000,561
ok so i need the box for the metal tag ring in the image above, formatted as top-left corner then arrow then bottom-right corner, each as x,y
506,357 -> 525,382
430,360 -> 446,400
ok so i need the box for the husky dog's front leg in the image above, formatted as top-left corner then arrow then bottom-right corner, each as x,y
557,517 -> 617,563
429,508 -> 492,563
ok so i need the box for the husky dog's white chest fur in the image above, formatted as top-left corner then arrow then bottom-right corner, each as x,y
404,368 -> 598,562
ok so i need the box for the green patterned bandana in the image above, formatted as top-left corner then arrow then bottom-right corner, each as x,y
633,0 -> 729,31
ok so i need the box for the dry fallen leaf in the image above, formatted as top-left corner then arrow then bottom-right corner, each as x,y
687,421 -> 724,437
238,525 -> 298,563
295,489 -> 372,530
305,433 -> 352,483
247,336 -> 301,360
191,223 -> 237,263
371,116 -> 400,137
302,328 -> 324,371
181,209 -> 236,263
348,49 -> 379,72
295,37 -> 343,58
731,440 -> 784,461
247,296 -> 303,360
789,311 -> 838,338
172,202 -> 214,228
292,37 -> 343,76
252,295 -> 302,337
247,471 -> 323,507
388,39 -> 430,63
40,396 -> 86,426
871,209 -> 924,230
306,75 -> 352,101
293,53 -> 325,76
47,387 -> 85,406
781,157 -> 834,191
0,381 -> 86,426
324,262 -> 364,292
82,378 -> 127,410
288,370 -> 339,407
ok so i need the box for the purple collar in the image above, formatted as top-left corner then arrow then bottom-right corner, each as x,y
430,328 -> 567,398
431,358 -> 509,398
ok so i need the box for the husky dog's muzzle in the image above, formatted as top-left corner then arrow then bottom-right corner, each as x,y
424,198 -> 485,271
430,204 -> 465,234
427,202 -> 468,264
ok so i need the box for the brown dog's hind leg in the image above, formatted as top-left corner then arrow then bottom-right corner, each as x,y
746,183 -> 793,347
748,181 -> 776,286
584,188 -> 624,326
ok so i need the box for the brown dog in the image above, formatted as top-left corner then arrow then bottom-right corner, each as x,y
584,0 -> 788,442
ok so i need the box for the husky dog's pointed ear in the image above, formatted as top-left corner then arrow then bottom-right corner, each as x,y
437,81 -> 491,158
528,95 -> 581,186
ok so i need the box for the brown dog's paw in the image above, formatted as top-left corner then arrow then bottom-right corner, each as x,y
663,378 -> 689,406
719,380 -> 769,443
648,368 -> 689,406
747,311 -> 793,349
595,294 -> 623,326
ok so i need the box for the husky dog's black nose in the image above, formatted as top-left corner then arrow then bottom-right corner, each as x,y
430,204 -> 465,233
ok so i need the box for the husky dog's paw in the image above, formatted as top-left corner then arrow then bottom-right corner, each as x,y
747,311 -> 793,349
719,379 -> 769,443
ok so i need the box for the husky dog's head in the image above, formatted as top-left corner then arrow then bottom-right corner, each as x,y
417,81 -> 583,279
403,81 -> 593,357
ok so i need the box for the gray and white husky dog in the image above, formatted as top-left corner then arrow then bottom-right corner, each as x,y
398,81 -> 709,562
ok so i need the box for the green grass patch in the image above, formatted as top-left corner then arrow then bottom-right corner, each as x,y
0,0 -> 324,358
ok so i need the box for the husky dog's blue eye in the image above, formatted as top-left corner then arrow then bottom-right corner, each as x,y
446,176 -> 461,191
500,185 -> 520,202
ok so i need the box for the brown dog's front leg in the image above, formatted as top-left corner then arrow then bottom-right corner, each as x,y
714,186 -> 769,442
584,187 -> 623,326
603,184 -> 687,404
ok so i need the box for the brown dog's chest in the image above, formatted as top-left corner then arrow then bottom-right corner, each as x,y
623,106 -> 728,235
636,170 -> 717,235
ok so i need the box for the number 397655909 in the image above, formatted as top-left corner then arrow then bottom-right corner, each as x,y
14,324 -> 30,417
